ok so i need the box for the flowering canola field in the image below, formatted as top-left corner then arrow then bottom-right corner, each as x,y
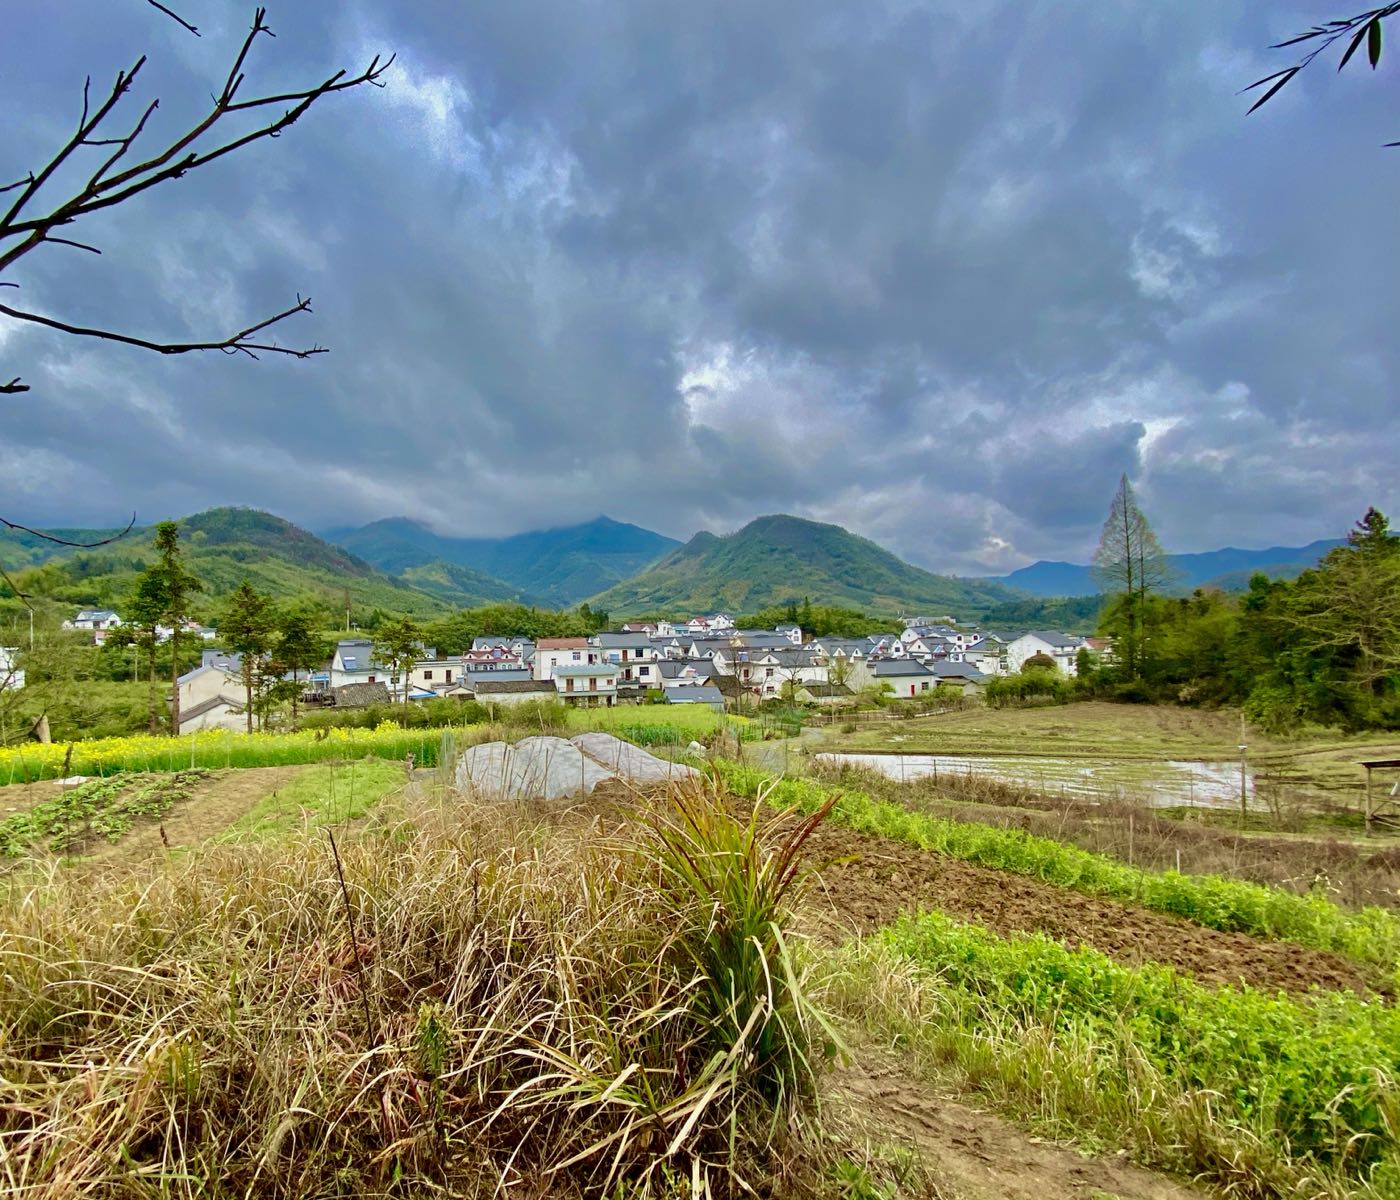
0,723 -> 444,784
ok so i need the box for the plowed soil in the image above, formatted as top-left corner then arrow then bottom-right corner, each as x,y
792,813 -> 1382,995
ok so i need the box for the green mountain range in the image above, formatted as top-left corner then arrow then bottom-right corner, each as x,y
324,515 -> 680,607
586,514 -> 1018,616
1,508 -> 514,621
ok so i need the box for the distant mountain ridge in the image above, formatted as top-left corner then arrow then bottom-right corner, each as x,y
586,514 -> 1018,616
326,515 -> 680,607
0,508 -> 518,618
987,539 -> 1345,597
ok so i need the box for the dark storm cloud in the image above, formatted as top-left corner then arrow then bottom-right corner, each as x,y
1,0 -> 1396,573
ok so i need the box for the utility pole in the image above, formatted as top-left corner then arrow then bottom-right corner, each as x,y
1237,710 -> 1249,825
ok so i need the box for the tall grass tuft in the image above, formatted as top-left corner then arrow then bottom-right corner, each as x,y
643,779 -> 841,1118
0,775 -> 834,1197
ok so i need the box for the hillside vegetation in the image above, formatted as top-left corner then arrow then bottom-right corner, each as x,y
328,514 -> 679,607
588,514 -> 1017,616
1,508 -> 504,619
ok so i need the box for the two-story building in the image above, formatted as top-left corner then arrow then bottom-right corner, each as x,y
552,663 -> 619,707
533,638 -> 602,681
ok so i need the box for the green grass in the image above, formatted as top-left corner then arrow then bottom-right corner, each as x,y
219,759 -> 405,840
823,913 -> 1400,1197
714,761 -> 1400,972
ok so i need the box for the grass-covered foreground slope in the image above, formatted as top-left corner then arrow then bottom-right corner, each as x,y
0,780 -> 850,1198
715,761 -> 1400,970
588,513 -> 1017,616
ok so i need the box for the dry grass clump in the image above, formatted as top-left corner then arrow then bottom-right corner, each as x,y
0,779 -> 832,1199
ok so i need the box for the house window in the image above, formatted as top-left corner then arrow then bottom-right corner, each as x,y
571,651 -> 581,662
921,681 -> 929,691
423,670 -> 433,680
765,667 -> 773,678
638,666 -> 649,677
368,675 -> 376,683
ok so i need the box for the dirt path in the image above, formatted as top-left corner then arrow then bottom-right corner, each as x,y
84,766 -> 312,867
793,813 -> 1381,995
828,1045 -> 1206,1200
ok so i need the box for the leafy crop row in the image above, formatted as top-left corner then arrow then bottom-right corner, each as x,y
0,770 -> 208,856
861,911 -> 1400,1187
714,761 -> 1400,970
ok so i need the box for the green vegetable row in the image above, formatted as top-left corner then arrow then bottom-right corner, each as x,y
0,770 -> 208,856
713,761 -> 1400,971
874,911 -> 1400,1185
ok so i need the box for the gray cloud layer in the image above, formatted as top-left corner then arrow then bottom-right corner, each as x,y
2,1 -> 1395,573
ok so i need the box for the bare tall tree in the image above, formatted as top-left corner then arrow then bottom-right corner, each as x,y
1092,474 -> 1169,678
0,5 -> 391,395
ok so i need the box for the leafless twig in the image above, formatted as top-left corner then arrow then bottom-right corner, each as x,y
0,7 -> 392,392
0,512 -> 138,548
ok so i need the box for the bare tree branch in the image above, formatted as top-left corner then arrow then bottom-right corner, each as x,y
145,0 -> 199,36
0,296 -> 326,360
0,512 -> 138,548
0,6 -> 391,390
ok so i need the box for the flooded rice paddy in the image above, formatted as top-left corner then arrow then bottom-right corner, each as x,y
816,752 -> 1258,809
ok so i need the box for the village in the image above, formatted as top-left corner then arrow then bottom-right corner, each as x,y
3,606 -> 1106,734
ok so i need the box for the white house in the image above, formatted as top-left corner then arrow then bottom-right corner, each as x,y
1006,631 -> 1087,675
69,608 -> 123,631
0,647 -> 23,690
533,638 -> 602,681
174,650 -> 246,734
597,631 -> 662,688
329,639 -> 385,688
552,663 -> 618,707
862,658 -> 937,698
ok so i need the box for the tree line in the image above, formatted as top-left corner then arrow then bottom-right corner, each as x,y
1087,478 -> 1400,733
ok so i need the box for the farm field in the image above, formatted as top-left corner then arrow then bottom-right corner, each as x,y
1,732 -> 1397,1197
814,701 -> 1400,808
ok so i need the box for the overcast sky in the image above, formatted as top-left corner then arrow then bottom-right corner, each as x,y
1,1 -> 1396,574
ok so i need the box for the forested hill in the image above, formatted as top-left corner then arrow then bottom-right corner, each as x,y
0,508 -> 522,620
586,514 -> 1018,616
326,515 -> 680,607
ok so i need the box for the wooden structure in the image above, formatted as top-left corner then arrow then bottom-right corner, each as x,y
1360,758 -> 1400,833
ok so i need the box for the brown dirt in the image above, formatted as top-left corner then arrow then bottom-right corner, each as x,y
793,813 -> 1383,996
828,1044 -> 1206,1200
83,765 -> 313,867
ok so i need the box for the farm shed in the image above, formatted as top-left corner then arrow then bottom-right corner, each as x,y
1359,758 -> 1400,832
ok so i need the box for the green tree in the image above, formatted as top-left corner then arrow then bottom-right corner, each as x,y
126,569 -> 167,732
221,581 -> 276,733
375,616 -> 424,719
275,610 -> 328,725
1092,474 -> 1169,680
128,521 -> 202,735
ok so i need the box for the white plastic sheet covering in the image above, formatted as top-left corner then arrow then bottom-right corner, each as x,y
454,731 -> 697,801
570,732 -> 699,786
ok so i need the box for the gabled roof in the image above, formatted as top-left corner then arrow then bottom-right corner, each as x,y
1022,630 -> 1085,649
179,693 -> 243,722
473,679 -> 557,696
872,659 -> 934,676
664,684 -> 725,705
797,683 -> 854,697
